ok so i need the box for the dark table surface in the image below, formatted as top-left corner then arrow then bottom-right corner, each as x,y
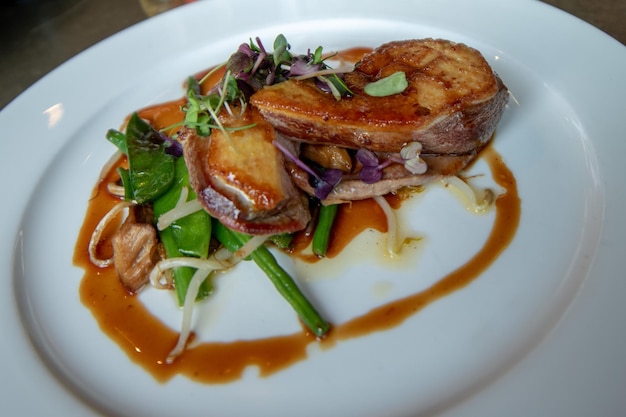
1,0 -> 624,111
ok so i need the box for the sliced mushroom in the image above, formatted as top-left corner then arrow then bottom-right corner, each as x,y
111,206 -> 161,292
300,144 -> 353,173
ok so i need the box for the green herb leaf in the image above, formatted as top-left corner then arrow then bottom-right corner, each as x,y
124,113 -> 176,204
364,71 -> 408,97
328,74 -> 353,98
313,46 -> 324,65
273,34 -> 292,66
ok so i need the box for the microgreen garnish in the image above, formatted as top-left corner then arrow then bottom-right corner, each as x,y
273,34 -> 291,66
356,141 -> 427,183
181,34 -> 352,136
364,71 -> 408,97
273,139 -> 342,200
356,149 -> 393,183
400,141 -> 427,174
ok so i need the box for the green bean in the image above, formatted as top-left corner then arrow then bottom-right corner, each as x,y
213,220 -> 330,338
312,204 -> 338,257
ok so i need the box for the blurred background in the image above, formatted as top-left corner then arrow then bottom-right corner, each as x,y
0,0 -> 624,110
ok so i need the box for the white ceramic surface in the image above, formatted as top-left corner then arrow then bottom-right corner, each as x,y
2,0 -> 625,416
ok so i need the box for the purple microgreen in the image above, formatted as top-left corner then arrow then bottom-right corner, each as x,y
312,169 -> 342,200
226,51 -> 254,82
356,148 -> 383,183
160,132 -> 183,157
184,34 -> 353,141
358,158 -> 393,184
314,77 -> 333,94
312,73 -> 352,100
251,51 -> 266,77
356,146 -> 426,183
237,42 -> 255,57
272,139 -> 318,178
359,166 -> 383,184
355,148 -> 379,167
289,56 -> 324,76
273,139 -> 342,200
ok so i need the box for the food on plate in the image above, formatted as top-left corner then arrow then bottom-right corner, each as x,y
180,106 -> 311,236
251,38 -> 508,203
75,34 -> 518,382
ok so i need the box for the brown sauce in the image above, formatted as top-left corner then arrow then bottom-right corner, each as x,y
74,144 -> 519,384
73,46 -> 520,384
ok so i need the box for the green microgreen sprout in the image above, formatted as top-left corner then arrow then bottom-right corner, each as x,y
180,34 -> 352,143
364,71 -> 408,97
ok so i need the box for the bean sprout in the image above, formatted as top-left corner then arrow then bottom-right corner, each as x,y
88,201 -> 131,267
373,195 -> 401,257
440,176 -> 498,214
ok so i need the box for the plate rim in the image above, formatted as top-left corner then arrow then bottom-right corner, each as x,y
2,0 -> 625,416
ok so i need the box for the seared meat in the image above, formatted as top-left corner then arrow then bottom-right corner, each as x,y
111,205 -> 161,292
287,139 -> 474,204
251,38 -> 508,154
250,38 -> 508,202
180,107 -> 311,235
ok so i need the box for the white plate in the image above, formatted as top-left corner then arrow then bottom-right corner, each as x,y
2,0 -> 625,416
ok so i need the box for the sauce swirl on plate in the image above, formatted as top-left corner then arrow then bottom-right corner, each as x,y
73,45 -> 519,383
74,143 -> 518,384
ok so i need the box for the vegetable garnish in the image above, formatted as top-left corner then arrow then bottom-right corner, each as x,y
312,204 -> 339,257
115,113 -> 177,204
364,71 -> 408,97
440,175 -> 500,214
88,201 -> 132,268
272,139 -> 342,200
84,34 -> 508,372
400,141 -> 427,174
356,141 -> 427,184
181,34 -> 353,138
213,220 -> 331,338
153,157 -> 213,305
149,256 -> 237,362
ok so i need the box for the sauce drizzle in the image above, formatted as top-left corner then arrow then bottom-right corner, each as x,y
74,45 -> 519,384
74,145 -> 519,384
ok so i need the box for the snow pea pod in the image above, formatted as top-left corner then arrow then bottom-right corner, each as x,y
119,113 -> 176,204
153,157 -> 213,305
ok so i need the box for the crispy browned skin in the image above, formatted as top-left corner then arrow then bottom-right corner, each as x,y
250,38 -> 508,154
180,107 -> 310,235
